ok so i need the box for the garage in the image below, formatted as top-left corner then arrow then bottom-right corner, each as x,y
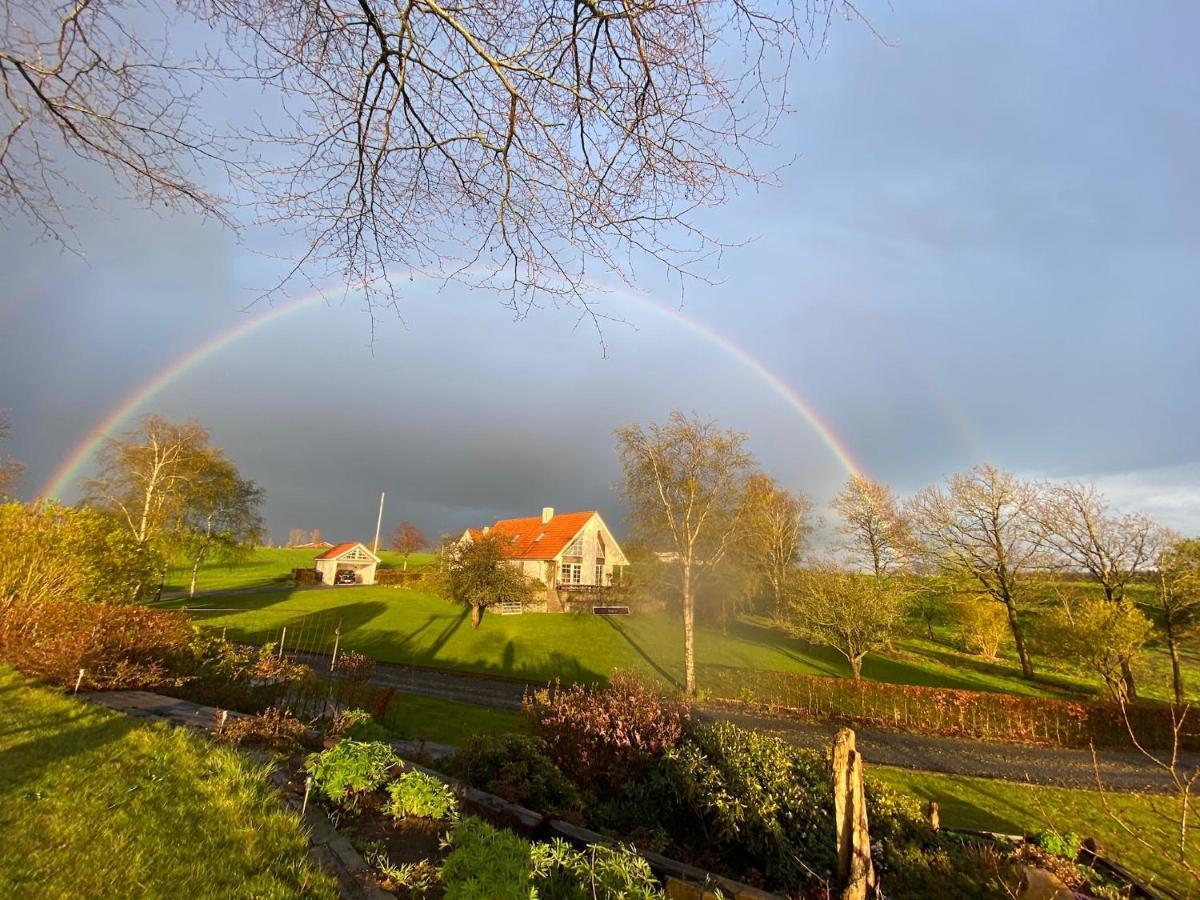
313,542 -> 380,586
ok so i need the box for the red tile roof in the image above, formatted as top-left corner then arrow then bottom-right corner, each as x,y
477,510 -> 596,560
314,541 -> 365,560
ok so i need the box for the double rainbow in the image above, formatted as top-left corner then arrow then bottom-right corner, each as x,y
39,280 -> 863,498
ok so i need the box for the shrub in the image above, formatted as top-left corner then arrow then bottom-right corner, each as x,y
0,595 -> 193,689
526,671 -> 689,795
327,708 -> 390,743
447,733 -> 582,813
305,740 -> 398,804
530,839 -> 662,899
218,706 -> 312,751
386,771 -> 458,821
291,568 -> 322,585
176,636 -> 312,712
0,500 -> 157,605
333,651 -> 376,684
950,598 -> 1009,658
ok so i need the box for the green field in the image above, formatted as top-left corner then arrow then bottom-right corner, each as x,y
0,668 -> 335,898
387,693 -> 529,745
163,546 -> 439,595
175,584 -> 1157,699
875,766 -> 1199,896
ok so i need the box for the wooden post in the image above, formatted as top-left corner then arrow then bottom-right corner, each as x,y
73,668 -> 85,694
927,801 -> 940,831
301,775 -> 313,817
831,727 -> 875,900
278,626 -> 287,659
330,622 -> 342,671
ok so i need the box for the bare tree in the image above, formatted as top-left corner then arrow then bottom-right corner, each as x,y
908,465 -> 1046,680
1043,596 -> 1153,703
389,520 -> 429,570
0,411 -> 22,494
790,562 -> 905,679
1158,537 -> 1200,707
286,528 -> 309,548
740,473 -> 812,623
616,411 -> 755,695
1038,483 -> 1165,700
831,475 -> 910,577
2,0 -> 873,319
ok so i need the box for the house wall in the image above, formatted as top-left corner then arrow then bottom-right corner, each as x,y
553,516 -> 624,587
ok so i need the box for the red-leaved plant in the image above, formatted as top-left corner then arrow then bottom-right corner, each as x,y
525,670 -> 690,795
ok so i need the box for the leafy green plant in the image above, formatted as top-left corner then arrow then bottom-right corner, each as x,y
530,838 -> 662,899
1034,829 -> 1082,859
363,844 -> 440,898
305,740 -> 397,804
447,733 -> 582,813
326,708 -> 389,742
439,816 -> 534,900
386,771 -> 458,821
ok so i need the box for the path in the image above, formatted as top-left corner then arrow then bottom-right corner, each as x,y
323,657 -> 1196,794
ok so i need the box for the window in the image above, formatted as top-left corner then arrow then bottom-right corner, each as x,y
560,563 -> 581,585
595,563 -> 605,585
565,537 -> 584,558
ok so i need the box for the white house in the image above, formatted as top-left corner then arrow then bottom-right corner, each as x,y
314,542 -> 380,586
460,507 -> 629,593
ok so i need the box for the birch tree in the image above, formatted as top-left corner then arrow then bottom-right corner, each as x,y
182,452 -> 264,597
616,411 -> 754,695
740,473 -> 812,623
908,465 -> 1046,680
0,411 -> 22,494
2,0 -> 873,320
1158,537 -> 1200,706
831,475 -> 910,577
1038,482 -> 1164,700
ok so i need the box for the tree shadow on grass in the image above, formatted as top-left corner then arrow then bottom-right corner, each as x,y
601,616 -> 680,688
0,711 -> 135,789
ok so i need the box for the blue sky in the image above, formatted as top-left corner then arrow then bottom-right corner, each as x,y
1,1 -> 1197,541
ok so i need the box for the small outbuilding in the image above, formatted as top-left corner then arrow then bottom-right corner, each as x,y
314,542 -> 380,586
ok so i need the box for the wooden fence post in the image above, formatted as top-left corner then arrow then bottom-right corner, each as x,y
831,727 -> 875,900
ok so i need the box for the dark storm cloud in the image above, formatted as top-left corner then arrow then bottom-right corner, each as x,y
2,0 -> 1197,538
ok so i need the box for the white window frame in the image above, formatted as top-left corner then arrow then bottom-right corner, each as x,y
560,562 -> 581,585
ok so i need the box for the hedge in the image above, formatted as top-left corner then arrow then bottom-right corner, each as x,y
703,666 -> 1199,751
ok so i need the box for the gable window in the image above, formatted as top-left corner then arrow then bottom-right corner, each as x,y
565,537 -> 584,559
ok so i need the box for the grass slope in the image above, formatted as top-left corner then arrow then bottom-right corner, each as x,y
177,585 -> 1119,698
0,668 -> 335,899
386,694 -> 529,745
163,547 -> 439,595
875,766 -> 1199,897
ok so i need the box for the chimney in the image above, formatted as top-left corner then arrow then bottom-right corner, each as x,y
482,526 -> 490,535
541,507 -> 554,525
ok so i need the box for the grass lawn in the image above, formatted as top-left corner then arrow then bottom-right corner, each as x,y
175,585 -> 1129,699
387,693 -> 529,746
162,546 -> 439,595
873,766 -> 1199,897
0,668 -> 335,899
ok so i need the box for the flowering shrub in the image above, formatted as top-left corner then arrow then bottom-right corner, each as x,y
0,596 -> 193,689
525,671 -> 690,794
704,666 -> 1199,750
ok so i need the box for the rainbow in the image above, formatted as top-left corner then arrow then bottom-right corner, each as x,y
40,280 -> 863,499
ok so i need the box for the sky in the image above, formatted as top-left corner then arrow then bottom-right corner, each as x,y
1,1 -> 1198,543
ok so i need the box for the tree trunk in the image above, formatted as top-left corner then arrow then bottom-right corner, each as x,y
849,655 -> 862,681
471,603 -> 483,629
403,557 -> 408,571
1003,600 -> 1035,679
683,561 -> 696,696
1166,626 -> 1184,707
189,554 -> 202,599
1119,659 -> 1139,703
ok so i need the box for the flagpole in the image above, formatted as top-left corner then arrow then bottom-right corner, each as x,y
372,491 -> 386,555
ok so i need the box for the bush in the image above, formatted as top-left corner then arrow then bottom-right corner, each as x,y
950,598 -> 1009,658
291,567 -> 321,585
0,595 -> 193,689
374,568 -> 428,586
526,671 -> 689,795
217,706 -> 312,751
385,771 -> 458,821
305,740 -> 398,804
439,816 -> 663,900
326,708 -> 390,743
0,500 -> 158,605
175,636 -> 312,712
333,651 -> 376,684
447,733 -> 582,814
